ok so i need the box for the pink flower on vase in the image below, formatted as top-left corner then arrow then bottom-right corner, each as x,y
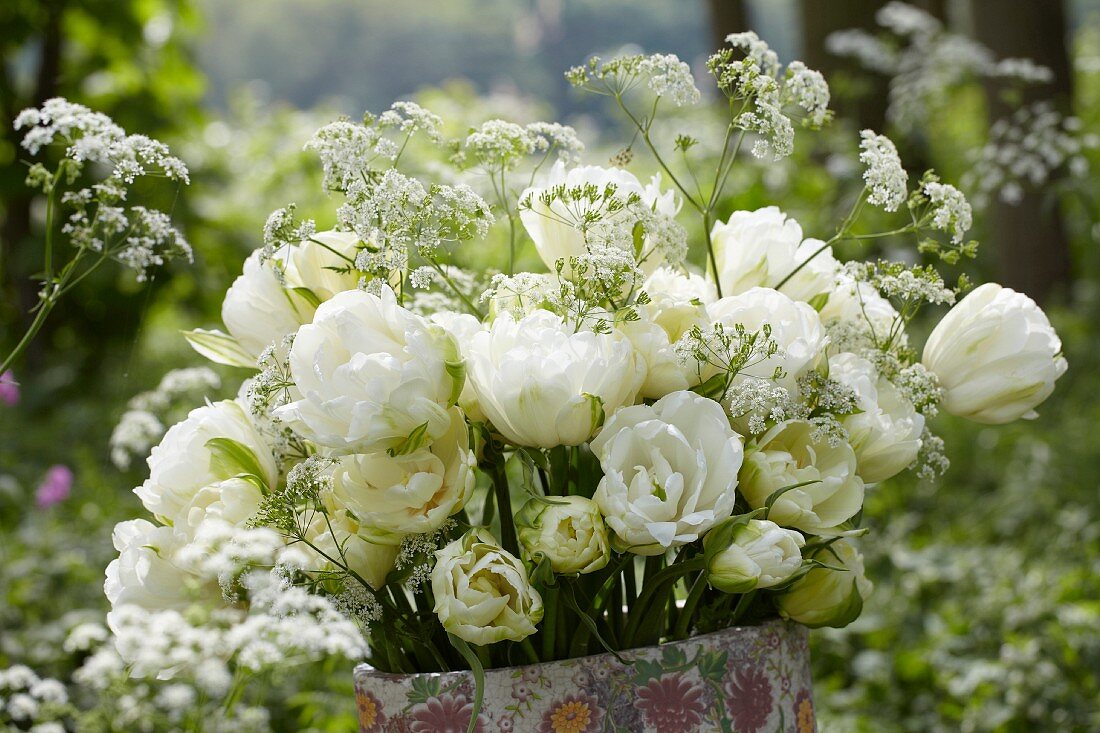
726,667 -> 774,733
35,465 -> 72,508
635,674 -> 707,733
0,371 -> 18,406
408,693 -> 485,733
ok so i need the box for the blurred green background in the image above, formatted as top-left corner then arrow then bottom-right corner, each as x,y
1,0 -> 1098,730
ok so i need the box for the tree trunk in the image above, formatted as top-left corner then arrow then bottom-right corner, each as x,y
970,0 -> 1074,303
705,0 -> 749,51
800,0 -> 891,131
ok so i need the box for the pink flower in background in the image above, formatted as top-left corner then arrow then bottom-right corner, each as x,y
0,371 -> 19,406
35,465 -> 73,508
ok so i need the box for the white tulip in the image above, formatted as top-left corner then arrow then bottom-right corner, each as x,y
739,420 -> 864,534
777,539 -> 872,628
819,275 -> 901,337
705,519 -> 805,593
516,495 -> 611,575
274,287 -> 464,454
519,162 -> 677,273
300,508 -> 399,590
277,229 -> 361,302
105,519 -> 204,611
624,267 -> 715,399
467,309 -> 642,448
328,407 -> 476,543
707,287 -> 828,393
429,311 -> 488,423
591,390 -> 744,555
923,283 -> 1066,424
135,400 -> 277,533
710,207 -> 838,302
829,353 -> 924,483
432,529 -> 544,645
222,249 -> 314,360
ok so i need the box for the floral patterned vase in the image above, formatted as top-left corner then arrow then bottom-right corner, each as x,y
353,619 -> 815,733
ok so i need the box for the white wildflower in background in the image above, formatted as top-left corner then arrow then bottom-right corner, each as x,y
378,100 -> 444,143
725,31 -> 781,76
525,121 -> 585,163
962,101 -> 1099,207
859,130 -> 909,211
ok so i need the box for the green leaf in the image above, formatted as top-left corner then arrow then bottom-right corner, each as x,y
763,480 -> 821,519
446,634 -> 485,733
690,372 -> 729,401
205,438 -> 269,486
807,292 -> 830,312
561,581 -> 625,663
389,422 -> 430,457
632,659 -> 664,686
291,286 -> 323,308
445,360 -> 467,407
698,650 -> 729,683
182,329 -> 255,368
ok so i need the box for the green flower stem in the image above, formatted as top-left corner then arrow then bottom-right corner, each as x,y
622,556 -> 705,647
486,451 -> 519,557
672,571 -> 708,639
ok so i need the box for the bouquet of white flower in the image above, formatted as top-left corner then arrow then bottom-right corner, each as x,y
36,31 -> 1062,720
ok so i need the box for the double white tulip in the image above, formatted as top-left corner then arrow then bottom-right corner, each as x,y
710,207 -> 839,303
739,420 -> 864,534
221,230 -> 361,360
923,283 -> 1066,424
622,267 -> 715,399
591,390 -> 744,555
707,287 -> 828,393
328,407 -> 476,543
705,519 -> 805,594
466,309 -> 642,448
519,162 -> 678,274
516,495 -> 611,575
135,400 -> 277,535
432,529 -> 544,645
829,353 -> 924,483
300,508 -> 398,590
274,287 -> 464,454
105,519 -> 205,611
777,539 -> 873,628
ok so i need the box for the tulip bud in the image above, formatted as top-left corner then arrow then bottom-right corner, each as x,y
705,519 -> 805,593
922,283 -> 1066,424
776,539 -> 872,628
432,529 -> 544,645
516,495 -> 611,575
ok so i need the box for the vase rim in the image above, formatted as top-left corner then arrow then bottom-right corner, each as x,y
353,617 -> 804,680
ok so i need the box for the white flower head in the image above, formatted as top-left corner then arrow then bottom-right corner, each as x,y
134,400 -> 277,534
706,287 -> 828,393
829,352 -> 924,483
328,407 -> 476,543
922,283 -> 1066,424
705,518 -> 805,593
274,287 -> 464,454
467,309 -> 642,448
739,419 -> 864,534
432,529 -> 544,645
591,390 -> 744,555
859,130 -> 908,212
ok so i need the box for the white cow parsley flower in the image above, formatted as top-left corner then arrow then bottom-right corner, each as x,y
859,130 -> 909,211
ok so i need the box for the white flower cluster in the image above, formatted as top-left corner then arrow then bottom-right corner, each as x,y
16,98 -> 193,281
921,180 -> 973,244
962,101 -> 1099,207
566,52 -> 701,107
706,32 -> 831,160
0,665 -> 69,731
827,2 -> 1056,131
859,130 -> 909,211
